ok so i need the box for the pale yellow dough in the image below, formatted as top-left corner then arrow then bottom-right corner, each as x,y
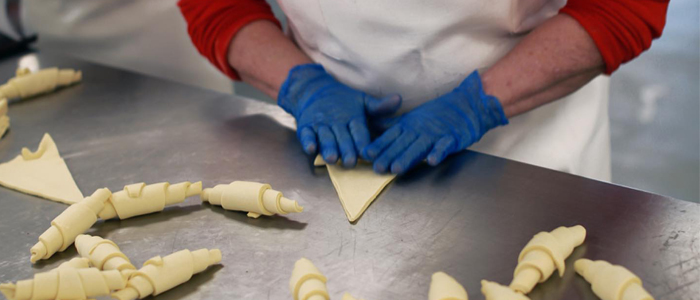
0,98 -> 8,138
429,272 -> 468,300
57,257 -> 91,269
111,248 -> 222,300
75,234 -> 136,275
0,67 -> 81,100
0,133 -> 84,204
314,155 -> 395,222
30,188 -> 112,263
99,181 -> 202,220
481,280 -> 529,300
510,225 -> 586,294
575,259 -> 654,300
289,258 -> 329,300
0,268 -> 126,300
202,181 -> 303,218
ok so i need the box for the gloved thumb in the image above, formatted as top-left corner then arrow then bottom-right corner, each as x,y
365,94 -> 402,116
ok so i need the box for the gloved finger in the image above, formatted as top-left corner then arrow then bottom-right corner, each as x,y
317,125 -> 339,164
298,126 -> 318,155
372,131 -> 418,174
390,135 -> 432,174
426,136 -> 457,166
365,94 -> 402,116
369,116 -> 399,134
362,125 -> 402,160
332,124 -> 358,168
348,118 -> 371,155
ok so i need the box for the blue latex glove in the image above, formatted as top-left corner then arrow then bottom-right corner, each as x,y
363,70 -> 508,174
278,64 -> 401,167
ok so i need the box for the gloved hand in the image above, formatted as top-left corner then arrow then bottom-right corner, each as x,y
278,64 -> 401,167
362,70 -> 508,174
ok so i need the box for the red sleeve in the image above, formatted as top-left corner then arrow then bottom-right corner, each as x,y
178,0 -> 281,80
560,0 -> 669,74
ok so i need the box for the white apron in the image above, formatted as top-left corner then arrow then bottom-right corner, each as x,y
277,0 -> 611,181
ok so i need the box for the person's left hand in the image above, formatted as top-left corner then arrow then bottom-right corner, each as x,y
363,70 -> 509,174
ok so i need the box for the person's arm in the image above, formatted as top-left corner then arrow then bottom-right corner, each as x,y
179,0 -> 401,167
227,20 -> 312,98
483,0 -> 670,117
481,14 -> 603,118
364,0 -> 670,174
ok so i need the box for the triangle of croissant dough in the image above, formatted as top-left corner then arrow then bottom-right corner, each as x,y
0,133 -> 84,204
315,156 -> 396,222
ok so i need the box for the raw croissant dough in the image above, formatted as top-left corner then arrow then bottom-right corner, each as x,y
481,280 -> 529,300
0,98 -> 8,138
314,155 -> 395,222
0,267 -> 126,300
429,272 -> 469,300
202,181 -> 303,218
575,259 -> 653,300
57,257 -> 91,269
0,133 -> 84,204
31,181 -> 202,263
30,188 -> 112,263
0,67 -> 81,100
75,234 -> 136,274
98,181 -> 202,220
510,225 -> 586,294
111,248 -> 222,300
289,258 -> 329,300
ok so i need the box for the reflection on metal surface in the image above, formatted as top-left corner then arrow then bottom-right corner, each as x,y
17,53 -> 39,72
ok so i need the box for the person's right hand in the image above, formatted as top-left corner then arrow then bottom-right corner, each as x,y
278,64 -> 401,167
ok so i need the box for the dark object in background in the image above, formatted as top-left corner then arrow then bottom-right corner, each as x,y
0,0 -> 36,58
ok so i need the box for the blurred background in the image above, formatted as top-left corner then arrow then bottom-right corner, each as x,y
2,0 -> 698,202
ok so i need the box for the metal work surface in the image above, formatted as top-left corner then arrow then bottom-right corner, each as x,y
0,52 -> 698,300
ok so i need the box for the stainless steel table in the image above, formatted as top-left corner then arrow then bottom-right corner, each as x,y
0,52 -> 698,300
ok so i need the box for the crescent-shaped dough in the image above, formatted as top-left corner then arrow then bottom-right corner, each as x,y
30,188 -> 112,263
481,280 -> 529,300
289,258 -> 329,300
510,225 -> 586,293
111,248 -> 222,300
575,259 -> 653,300
429,272 -> 468,300
202,181 -> 303,218
98,181 -> 202,220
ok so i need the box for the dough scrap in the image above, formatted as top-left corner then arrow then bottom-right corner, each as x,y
75,234 -> 136,275
0,267 -> 126,300
30,188 -> 112,263
429,272 -> 469,300
289,258 -> 329,300
0,98 -> 8,138
481,280 -> 529,300
0,133 -> 84,204
111,248 -> 222,300
314,155 -> 395,222
0,67 -> 81,100
98,181 -> 202,220
202,181 -> 303,218
510,225 -> 586,294
575,259 -> 653,300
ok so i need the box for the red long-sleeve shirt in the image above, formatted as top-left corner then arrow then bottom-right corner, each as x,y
178,0 -> 669,80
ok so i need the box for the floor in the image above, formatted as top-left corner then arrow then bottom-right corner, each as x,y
608,0 -> 699,202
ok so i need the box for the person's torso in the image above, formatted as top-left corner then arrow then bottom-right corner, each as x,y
278,0 -> 612,181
